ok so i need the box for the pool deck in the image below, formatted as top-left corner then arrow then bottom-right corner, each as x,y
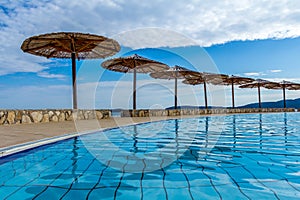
0,116 -> 191,149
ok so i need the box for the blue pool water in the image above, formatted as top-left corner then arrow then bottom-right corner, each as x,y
0,113 -> 300,199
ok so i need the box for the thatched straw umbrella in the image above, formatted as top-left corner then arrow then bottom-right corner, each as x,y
182,72 -> 228,109
182,78 -> 208,109
150,65 -> 199,109
202,73 -> 228,108
206,75 -> 254,108
264,80 -> 300,108
182,76 -> 208,109
239,79 -> 279,108
101,54 -> 169,109
21,32 -> 120,109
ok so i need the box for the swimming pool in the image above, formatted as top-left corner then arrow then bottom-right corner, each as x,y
0,113 -> 299,199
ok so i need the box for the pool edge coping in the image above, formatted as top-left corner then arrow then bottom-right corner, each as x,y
0,130 -> 94,158
0,119 -> 171,158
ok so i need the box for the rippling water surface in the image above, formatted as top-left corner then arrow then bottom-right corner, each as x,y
0,113 -> 299,199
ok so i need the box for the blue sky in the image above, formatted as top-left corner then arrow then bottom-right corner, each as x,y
1,0 -> 300,109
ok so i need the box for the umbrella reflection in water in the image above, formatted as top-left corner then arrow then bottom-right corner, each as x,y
131,125 -> 138,153
283,113 -> 288,150
232,115 -> 236,150
175,119 -> 179,159
72,137 -> 79,183
259,114 -> 263,149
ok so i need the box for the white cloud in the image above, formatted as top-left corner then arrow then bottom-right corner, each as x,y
37,72 -> 66,80
114,28 -> 197,49
266,78 -> 300,83
1,0 -> 300,75
244,72 -> 265,77
244,70 -> 290,79
269,69 -> 282,73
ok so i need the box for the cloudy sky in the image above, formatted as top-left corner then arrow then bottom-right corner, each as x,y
1,0 -> 300,109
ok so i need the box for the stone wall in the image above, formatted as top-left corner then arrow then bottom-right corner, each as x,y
121,108 -> 295,117
0,110 -> 111,125
0,108 -> 295,125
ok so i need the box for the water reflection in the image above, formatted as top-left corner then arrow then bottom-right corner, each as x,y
180,113 -> 294,161
283,113 -> 288,150
205,117 -> 209,150
175,119 -> 179,159
72,137 -> 79,183
233,115 -> 236,150
259,114 -> 262,149
284,113 -> 287,140
131,125 -> 138,153
3,113 -> 300,199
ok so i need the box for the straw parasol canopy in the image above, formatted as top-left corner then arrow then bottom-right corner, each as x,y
150,65 -> 199,109
186,72 -> 230,109
263,80 -> 300,108
21,32 -> 120,109
182,77 -> 209,109
181,72 -> 229,109
207,75 -> 254,108
239,79 -> 279,108
284,81 -> 300,90
201,72 -> 229,84
101,54 -> 169,109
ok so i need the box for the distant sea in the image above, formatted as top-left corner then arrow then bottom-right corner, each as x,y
166,98 -> 300,110
111,109 -> 121,117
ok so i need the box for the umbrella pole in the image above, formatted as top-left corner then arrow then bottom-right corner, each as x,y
71,53 -> 77,109
175,77 -> 178,109
133,68 -> 137,110
283,86 -> 286,108
258,85 -> 261,108
204,81 -> 208,109
231,80 -> 235,108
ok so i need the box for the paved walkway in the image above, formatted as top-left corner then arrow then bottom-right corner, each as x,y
0,116 -> 190,148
